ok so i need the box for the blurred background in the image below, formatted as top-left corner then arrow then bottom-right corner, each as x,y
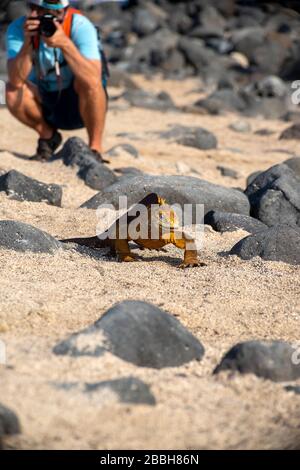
0,0 -> 300,119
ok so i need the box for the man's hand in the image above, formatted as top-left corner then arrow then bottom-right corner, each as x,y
24,13 -> 40,43
42,20 -> 70,49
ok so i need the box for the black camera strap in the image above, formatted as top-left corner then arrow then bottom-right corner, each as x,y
31,37 -> 43,81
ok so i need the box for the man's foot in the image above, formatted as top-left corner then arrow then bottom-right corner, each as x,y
32,130 -> 62,162
91,149 -> 110,164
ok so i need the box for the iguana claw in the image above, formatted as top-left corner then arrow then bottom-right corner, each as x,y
179,261 -> 207,269
179,262 -> 198,269
117,253 -> 139,262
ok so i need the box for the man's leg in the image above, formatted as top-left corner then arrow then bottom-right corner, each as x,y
74,78 -> 107,153
5,81 -> 54,139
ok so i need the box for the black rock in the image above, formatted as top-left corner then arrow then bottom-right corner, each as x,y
0,403 -> 20,437
214,340 -> 300,382
106,143 -> 139,159
199,5 -> 226,32
254,129 -> 275,136
0,220 -> 61,254
285,385 -> 300,395
195,89 -> 247,115
122,89 -> 175,111
284,157 -> 300,178
56,137 -> 117,191
105,30 -> 127,51
53,300 -> 205,369
0,170 -> 62,207
108,66 -> 140,90
104,43 -> 124,64
283,111 -> 300,123
196,82 -> 288,119
52,382 -> 78,392
210,0 -> 236,18
154,49 -> 186,75
0,402 -> 20,448
132,8 -> 160,37
251,75 -> 287,98
240,86 -> 288,119
228,120 -> 251,133
279,124 -> 300,140
80,174 -> 250,219
245,163 -> 300,227
205,37 -> 234,55
232,28 -> 289,75
168,10 -> 193,34
115,167 -> 144,182
246,170 -> 262,186
217,165 -> 238,178
205,211 -> 267,234
85,377 -> 156,405
231,27 -> 265,62
230,224 -> 300,265
127,28 -> 178,73
77,164 -> 116,192
280,37 -> 300,81
53,376 -> 156,406
160,125 -> 217,150
190,25 -> 225,40
179,37 -> 217,73
115,167 -> 143,176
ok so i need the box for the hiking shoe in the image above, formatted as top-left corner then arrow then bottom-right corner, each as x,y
91,149 -> 110,164
32,130 -> 62,162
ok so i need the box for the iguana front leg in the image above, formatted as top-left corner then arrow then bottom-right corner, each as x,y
167,231 -> 205,268
114,239 -> 138,262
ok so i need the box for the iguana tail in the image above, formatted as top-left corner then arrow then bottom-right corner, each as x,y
60,236 -> 109,249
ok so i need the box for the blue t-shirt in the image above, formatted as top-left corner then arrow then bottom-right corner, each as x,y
6,13 -> 102,92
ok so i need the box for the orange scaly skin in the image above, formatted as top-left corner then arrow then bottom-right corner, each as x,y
62,194 -> 204,268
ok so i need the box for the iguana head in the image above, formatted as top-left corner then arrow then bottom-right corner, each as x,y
155,196 -> 179,231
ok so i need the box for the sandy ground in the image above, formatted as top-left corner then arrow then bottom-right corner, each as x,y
0,76 -> 300,450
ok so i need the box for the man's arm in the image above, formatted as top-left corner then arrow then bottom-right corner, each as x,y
44,21 -> 101,88
61,38 -> 101,88
7,37 -> 32,88
7,16 -> 40,88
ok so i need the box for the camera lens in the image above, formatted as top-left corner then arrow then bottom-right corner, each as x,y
40,14 -> 57,37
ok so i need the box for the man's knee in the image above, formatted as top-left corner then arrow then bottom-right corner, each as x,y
5,82 -> 24,110
74,78 -> 103,96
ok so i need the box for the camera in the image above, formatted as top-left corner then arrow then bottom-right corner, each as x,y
30,14 -> 57,37
39,14 -> 57,37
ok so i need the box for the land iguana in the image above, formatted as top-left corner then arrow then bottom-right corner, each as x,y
61,193 -> 204,268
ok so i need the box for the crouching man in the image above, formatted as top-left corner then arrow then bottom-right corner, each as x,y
6,0 -> 108,161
